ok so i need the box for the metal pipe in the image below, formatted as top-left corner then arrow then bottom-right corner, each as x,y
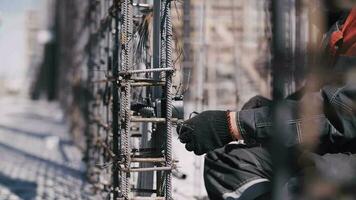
271,0 -> 292,199
111,3 -> 121,198
153,0 -> 161,76
153,0 -> 163,100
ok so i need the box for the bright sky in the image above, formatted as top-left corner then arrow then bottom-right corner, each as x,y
0,0 -> 41,88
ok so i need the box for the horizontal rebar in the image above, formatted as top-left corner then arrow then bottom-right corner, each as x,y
131,188 -> 157,193
91,80 -> 165,87
118,67 -> 174,75
130,82 -> 165,87
120,166 -> 173,172
131,157 -> 165,163
132,3 -> 151,8
130,117 -> 180,123
131,158 -> 179,163
118,197 -> 165,200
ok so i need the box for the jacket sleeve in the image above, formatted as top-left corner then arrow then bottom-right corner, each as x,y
236,83 -> 356,150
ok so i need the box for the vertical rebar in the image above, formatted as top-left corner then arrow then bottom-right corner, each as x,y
127,0 -> 133,197
164,0 -> 173,199
121,0 -> 128,198
121,0 -> 133,199
122,84 -> 131,199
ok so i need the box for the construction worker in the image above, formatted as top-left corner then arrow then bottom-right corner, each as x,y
178,1 -> 356,199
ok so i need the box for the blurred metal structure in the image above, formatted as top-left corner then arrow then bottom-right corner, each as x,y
269,0 -> 322,199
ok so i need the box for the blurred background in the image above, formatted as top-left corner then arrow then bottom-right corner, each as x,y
0,0 -> 58,95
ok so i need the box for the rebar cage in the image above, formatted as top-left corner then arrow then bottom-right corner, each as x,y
85,0 -> 179,199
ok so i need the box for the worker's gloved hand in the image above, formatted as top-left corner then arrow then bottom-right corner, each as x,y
177,111 -> 234,155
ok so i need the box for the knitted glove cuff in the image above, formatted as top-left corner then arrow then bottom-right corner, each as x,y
226,111 -> 237,140
211,111 -> 234,144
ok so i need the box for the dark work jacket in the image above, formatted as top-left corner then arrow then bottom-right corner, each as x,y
236,17 -> 356,154
237,57 -> 356,152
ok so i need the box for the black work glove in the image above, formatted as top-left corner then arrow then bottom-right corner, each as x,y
177,111 -> 234,155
